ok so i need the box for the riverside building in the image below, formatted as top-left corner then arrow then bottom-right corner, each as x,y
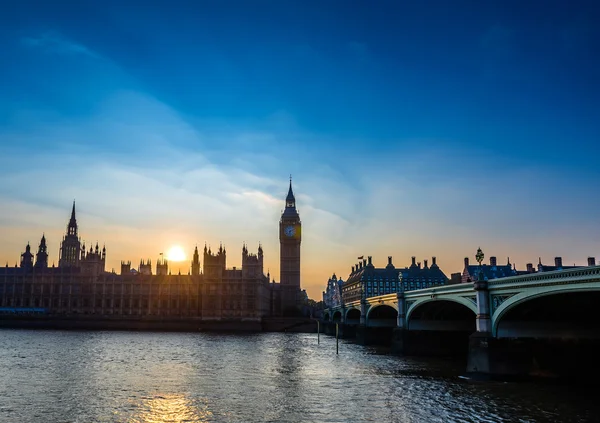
339,255 -> 449,304
0,182 -> 303,319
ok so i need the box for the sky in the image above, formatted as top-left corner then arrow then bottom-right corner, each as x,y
0,0 -> 599,299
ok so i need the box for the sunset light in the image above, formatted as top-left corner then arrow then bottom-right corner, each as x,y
1,2 -> 599,421
167,246 -> 186,262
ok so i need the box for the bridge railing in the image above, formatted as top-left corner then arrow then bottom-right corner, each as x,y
487,265 -> 600,288
403,282 -> 474,298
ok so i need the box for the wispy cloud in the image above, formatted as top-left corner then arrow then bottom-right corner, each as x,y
2,83 -> 599,295
21,31 -> 100,59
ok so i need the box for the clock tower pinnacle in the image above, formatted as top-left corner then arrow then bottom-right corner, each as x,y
279,177 -> 301,313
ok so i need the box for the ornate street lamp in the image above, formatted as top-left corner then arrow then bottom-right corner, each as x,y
476,247 -> 484,281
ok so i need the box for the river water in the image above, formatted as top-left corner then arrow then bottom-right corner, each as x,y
0,330 -> 597,423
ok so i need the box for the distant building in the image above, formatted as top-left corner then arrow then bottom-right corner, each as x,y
0,181 -> 301,319
449,273 -> 462,285
537,256 -> 596,272
400,256 -> 449,291
461,256 -> 518,283
462,255 -> 597,283
323,274 -> 343,309
339,255 -> 449,304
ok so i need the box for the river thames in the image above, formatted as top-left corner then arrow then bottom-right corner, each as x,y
0,330 -> 597,423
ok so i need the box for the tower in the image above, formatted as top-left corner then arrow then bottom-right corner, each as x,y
191,246 -> 200,276
156,257 -> 168,276
242,243 -> 264,279
59,201 -> 81,268
279,178 -> 301,312
203,244 -> 226,277
20,243 -> 34,271
34,234 -> 49,269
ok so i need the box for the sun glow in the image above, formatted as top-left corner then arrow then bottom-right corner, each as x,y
166,246 -> 186,262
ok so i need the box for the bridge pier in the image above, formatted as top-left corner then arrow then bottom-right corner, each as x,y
467,279 -> 493,375
391,292 -> 406,354
355,325 -> 395,345
322,322 -> 357,339
390,328 -> 406,354
392,328 -> 472,356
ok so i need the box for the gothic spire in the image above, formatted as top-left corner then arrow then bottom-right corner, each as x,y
286,176 -> 295,204
67,200 -> 78,236
282,177 -> 299,218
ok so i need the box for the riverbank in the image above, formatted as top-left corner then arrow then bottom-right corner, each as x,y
0,315 -> 318,333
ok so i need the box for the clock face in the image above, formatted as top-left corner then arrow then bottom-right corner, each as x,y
284,225 -> 296,237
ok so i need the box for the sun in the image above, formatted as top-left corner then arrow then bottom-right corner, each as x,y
166,246 -> 186,262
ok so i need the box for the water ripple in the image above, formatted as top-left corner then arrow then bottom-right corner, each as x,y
0,330 -> 596,422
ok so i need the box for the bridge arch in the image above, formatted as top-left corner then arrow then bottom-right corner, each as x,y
323,312 -> 330,322
406,297 -> 477,323
492,285 -> 600,337
406,298 -> 476,331
332,310 -> 342,322
366,304 -> 398,327
345,308 -> 361,325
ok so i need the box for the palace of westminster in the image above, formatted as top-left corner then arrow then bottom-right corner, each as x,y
0,182 -> 304,319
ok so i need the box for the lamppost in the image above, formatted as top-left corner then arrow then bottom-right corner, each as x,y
467,246 -> 493,374
475,247 -> 484,281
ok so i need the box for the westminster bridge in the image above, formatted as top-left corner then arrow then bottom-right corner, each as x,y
322,265 -> 600,379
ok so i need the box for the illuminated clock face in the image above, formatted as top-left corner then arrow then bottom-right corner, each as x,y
284,225 -> 296,237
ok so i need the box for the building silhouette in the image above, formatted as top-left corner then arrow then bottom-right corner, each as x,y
0,182 -> 300,319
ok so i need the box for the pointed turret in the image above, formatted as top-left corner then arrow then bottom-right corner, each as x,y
192,245 -> 200,276
59,201 -> 82,268
20,242 -> 34,271
35,234 -> 49,269
282,176 -> 299,218
67,201 -> 77,236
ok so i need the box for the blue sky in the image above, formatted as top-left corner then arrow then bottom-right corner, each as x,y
1,1 -> 599,298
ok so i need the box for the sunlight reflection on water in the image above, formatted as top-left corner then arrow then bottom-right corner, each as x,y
128,394 -> 212,423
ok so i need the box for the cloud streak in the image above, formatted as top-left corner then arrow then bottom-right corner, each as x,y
1,85 -> 599,297
21,31 -> 100,59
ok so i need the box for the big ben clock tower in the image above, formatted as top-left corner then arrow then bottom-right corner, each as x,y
280,177 -> 301,312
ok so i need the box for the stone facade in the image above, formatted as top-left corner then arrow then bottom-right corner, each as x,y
341,256 -> 449,304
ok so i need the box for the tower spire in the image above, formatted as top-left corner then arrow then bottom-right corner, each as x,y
59,201 -> 81,268
66,200 -> 78,236
284,176 -> 297,212
287,177 -> 294,200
